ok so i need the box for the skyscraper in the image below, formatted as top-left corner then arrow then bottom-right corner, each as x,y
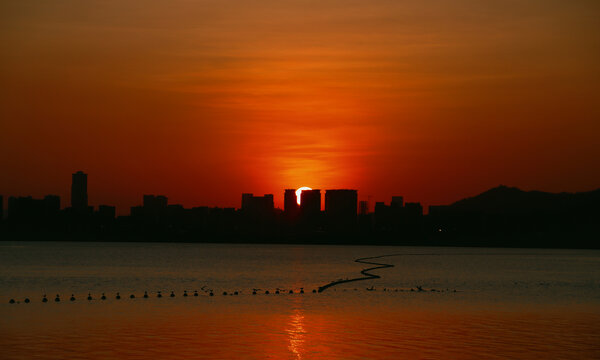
325,189 -> 358,229
300,189 -> 321,219
284,189 -> 299,218
71,171 -> 88,210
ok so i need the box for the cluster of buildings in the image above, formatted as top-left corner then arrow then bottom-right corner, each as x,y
0,171 -> 430,239
1,171 -> 116,227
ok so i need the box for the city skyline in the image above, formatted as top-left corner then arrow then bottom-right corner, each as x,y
6,169 -> 596,217
1,1 -> 599,215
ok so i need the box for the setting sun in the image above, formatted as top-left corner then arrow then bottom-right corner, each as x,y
295,187 -> 312,205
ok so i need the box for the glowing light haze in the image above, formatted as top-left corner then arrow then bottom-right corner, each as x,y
1,0 -> 599,213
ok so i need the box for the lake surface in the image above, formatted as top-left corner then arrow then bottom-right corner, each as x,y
1,242 -> 599,359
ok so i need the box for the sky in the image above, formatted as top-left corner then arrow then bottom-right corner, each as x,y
1,0 -> 599,213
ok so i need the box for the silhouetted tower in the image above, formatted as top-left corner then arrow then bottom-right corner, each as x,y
325,189 -> 358,230
300,189 -> 321,220
71,171 -> 88,210
284,189 -> 299,218
0,195 -> 3,221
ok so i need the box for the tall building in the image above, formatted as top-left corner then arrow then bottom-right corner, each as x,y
300,189 -> 321,217
325,189 -> 358,229
284,189 -> 299,218
0,195 -> 3,221
71,171 -> 88,210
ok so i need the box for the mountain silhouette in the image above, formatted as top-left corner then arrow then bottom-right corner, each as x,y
449,185 -> 600,215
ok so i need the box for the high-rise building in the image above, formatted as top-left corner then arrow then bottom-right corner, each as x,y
300,189 -> 321,216
0,195 -> 3,221
325,189 -> 358,229
284,189 -> 299,218
71,171 -> 88,210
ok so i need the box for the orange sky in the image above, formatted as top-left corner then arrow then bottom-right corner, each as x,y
1,0 -> 599,213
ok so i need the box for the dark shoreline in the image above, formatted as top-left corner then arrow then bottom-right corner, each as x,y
1,230 -> 598,249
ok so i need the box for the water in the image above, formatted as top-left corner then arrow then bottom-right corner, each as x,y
1,242 -> 599,359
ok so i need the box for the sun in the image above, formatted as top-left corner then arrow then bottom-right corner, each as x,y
295,187 -> 312,205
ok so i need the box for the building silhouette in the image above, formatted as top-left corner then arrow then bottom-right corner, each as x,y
71,171 -> 88,210
299,189 -> 321,227
325,189 -> 358,230
241,193 -> 274,216
0,195 -> 3,221
284,189 -> 299,218
7,195 -> 60,223
97,205 -> 116,220
391,196 -> 404,208
405,202 -> 423,217
142,195 -> 168,222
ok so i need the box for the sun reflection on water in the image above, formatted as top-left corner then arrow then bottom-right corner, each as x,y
286,309 -> 306,359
